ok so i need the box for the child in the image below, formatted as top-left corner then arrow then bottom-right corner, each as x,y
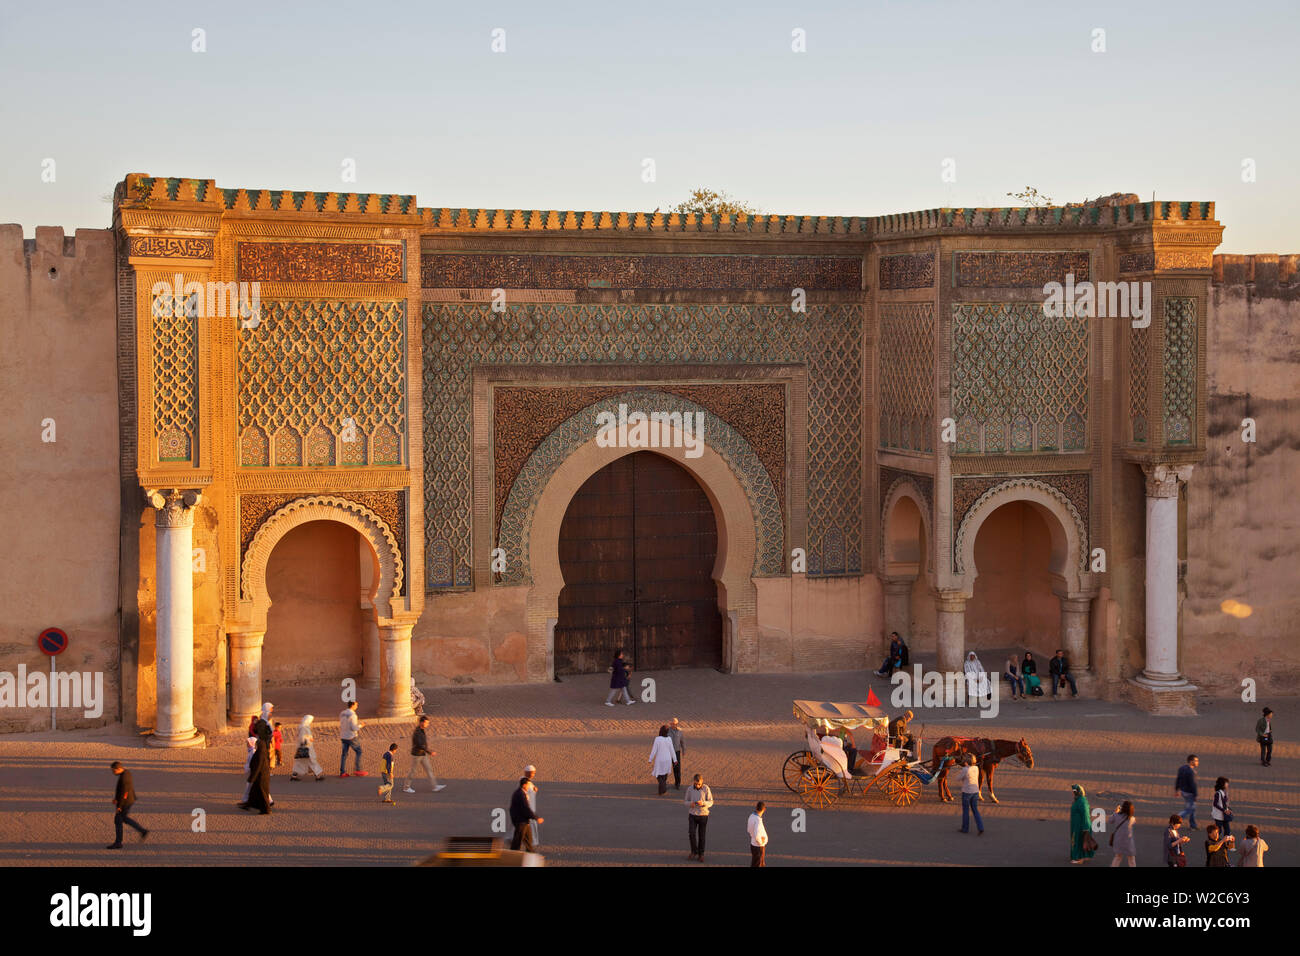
379,743 -> 398,805
272,722 -> 283,768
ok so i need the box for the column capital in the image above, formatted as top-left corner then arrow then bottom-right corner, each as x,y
146,488 -> 204,528
880,576 -> 916,596
1142,463 -> 1194,499
932,588 -> 968,613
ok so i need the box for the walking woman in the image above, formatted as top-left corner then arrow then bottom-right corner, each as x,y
1211,777 -> 1232,837
649,725 -> 676,795
289,714 -> 326,781
605,650 -> 634,706
1238,825 -> 1268,867
241,732 -> 273,814
1068,784 -> 1096,863
1164,814 -> 1191,867
1108,801 -> 1137,867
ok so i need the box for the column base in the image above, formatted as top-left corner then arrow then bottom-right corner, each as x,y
377,702 -> 414,719
1122,677 -> 1199,716
146,729 -> 208,749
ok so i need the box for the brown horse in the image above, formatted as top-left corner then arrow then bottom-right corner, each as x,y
929,737 -> 1034,804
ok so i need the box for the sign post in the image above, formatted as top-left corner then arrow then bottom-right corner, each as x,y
38,628 -> 69,731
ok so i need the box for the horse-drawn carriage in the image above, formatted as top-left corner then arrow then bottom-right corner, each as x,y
783,699 -> 950,809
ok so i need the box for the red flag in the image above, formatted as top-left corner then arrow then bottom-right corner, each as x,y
865,686 -> 882,708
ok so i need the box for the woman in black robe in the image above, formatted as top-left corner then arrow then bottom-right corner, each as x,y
243,732 -> 273,814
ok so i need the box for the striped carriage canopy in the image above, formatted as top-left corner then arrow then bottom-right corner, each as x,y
793,700 -> 890,732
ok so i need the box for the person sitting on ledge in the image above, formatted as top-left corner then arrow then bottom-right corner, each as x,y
1050,650 -> 1079,698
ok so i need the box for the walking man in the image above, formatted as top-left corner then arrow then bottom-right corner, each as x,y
1049,650 -> 1078,697
668,717 -> 685,790
339,700 -> 368,777
509,776 -> 543,852
957,754 -> 984,835
1256,707 -> 1274,766
1175,754 -> 1199,830
747,801 -> 768,867
403,715 -> 446,793
107,761 -> 148,849
685,773 -> 713,861
523,765 -> 540,846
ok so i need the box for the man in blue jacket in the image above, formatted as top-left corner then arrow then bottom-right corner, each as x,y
1175,754 -> 1199,830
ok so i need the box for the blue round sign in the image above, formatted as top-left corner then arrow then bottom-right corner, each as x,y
38,627 -> 68,656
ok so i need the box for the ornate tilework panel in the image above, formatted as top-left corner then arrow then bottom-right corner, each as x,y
237,300 -> 406,467
954,251 -> 1091,288
423,302 -> 861,589
493,384 -> 786,539
130,236 -> 213,259
239,491 -> 407,594
879,303 -> 935,452
241,426 -> 269,466
420,253 -> 860,291
497,389 -> 785,584
151,298 -> 197,463
237,242 -> 405,282
1163,297 -> 1196,444
372,424 -> 401,465
951,304 -> 1088,455
1129,323 -> 1149,443
878,253 -> 935,290
952,473 -> 1090,572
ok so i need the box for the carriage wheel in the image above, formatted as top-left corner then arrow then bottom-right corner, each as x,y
887,769 -> 922,807
798,767 -> 844,810
782,750 -> 816,793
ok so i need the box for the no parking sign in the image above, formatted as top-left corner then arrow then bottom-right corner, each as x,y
38,627 -> 68,656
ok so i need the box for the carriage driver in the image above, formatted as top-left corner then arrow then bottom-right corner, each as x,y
889,710 -> 916,757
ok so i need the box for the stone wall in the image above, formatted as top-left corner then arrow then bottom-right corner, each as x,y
1182,255 -> 1300,696
0,226 -> 120,731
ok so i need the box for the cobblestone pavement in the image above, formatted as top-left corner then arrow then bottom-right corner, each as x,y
0,671 -> 1293,867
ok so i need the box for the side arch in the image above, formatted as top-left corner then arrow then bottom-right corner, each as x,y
880,476 -> 934,579
953,478 -> 1089,596
239,495 -> 404,631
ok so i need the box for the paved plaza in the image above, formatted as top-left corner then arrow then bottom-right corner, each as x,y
1,670 -> 1292,867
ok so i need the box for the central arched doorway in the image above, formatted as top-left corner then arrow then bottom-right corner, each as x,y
554,451 -> 723,675
965,501 -> 1059,651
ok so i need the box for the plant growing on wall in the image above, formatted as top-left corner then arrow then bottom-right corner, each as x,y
1006,186 -> 1054,207
672,187 -> 761,217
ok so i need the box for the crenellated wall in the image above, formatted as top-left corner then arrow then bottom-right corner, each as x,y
0,225 -> 120,731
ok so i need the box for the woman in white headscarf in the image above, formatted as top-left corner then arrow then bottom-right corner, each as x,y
965,652 -> 990,700
289,714 -> 326,781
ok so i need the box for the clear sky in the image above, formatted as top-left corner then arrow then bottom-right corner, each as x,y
1,0 -> 1295,252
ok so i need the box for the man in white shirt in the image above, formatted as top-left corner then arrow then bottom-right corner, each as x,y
957,754 -> 984,835
339,701 -> 367,777
747,801 -> 768,867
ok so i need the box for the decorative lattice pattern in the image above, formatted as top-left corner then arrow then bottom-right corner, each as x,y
241,425 -> 269,466
237,300 -> 406,467
151,298 -> 197,462
1163,297 -> 1196,444
879,303 -> 934,452
951,304 -> 1088,454
422,302 -> 861,589
498,389 -> 785,584
1129,324 -> 1149,443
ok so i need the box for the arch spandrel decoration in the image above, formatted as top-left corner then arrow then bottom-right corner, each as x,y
496,388 -> 784,585
240,495 -> 404,628
952,477 -> 1090,595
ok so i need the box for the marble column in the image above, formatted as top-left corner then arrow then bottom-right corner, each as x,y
934,590 -> 967,674
1138,464 -> 1194,686
146,489 -> 206,747
1059,596 -> 1092,671
881,577 -> 915,649
228,631 -> 264,722
378,622 -> 414,718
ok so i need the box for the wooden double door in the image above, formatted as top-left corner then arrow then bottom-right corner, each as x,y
555,451 -> 723,676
